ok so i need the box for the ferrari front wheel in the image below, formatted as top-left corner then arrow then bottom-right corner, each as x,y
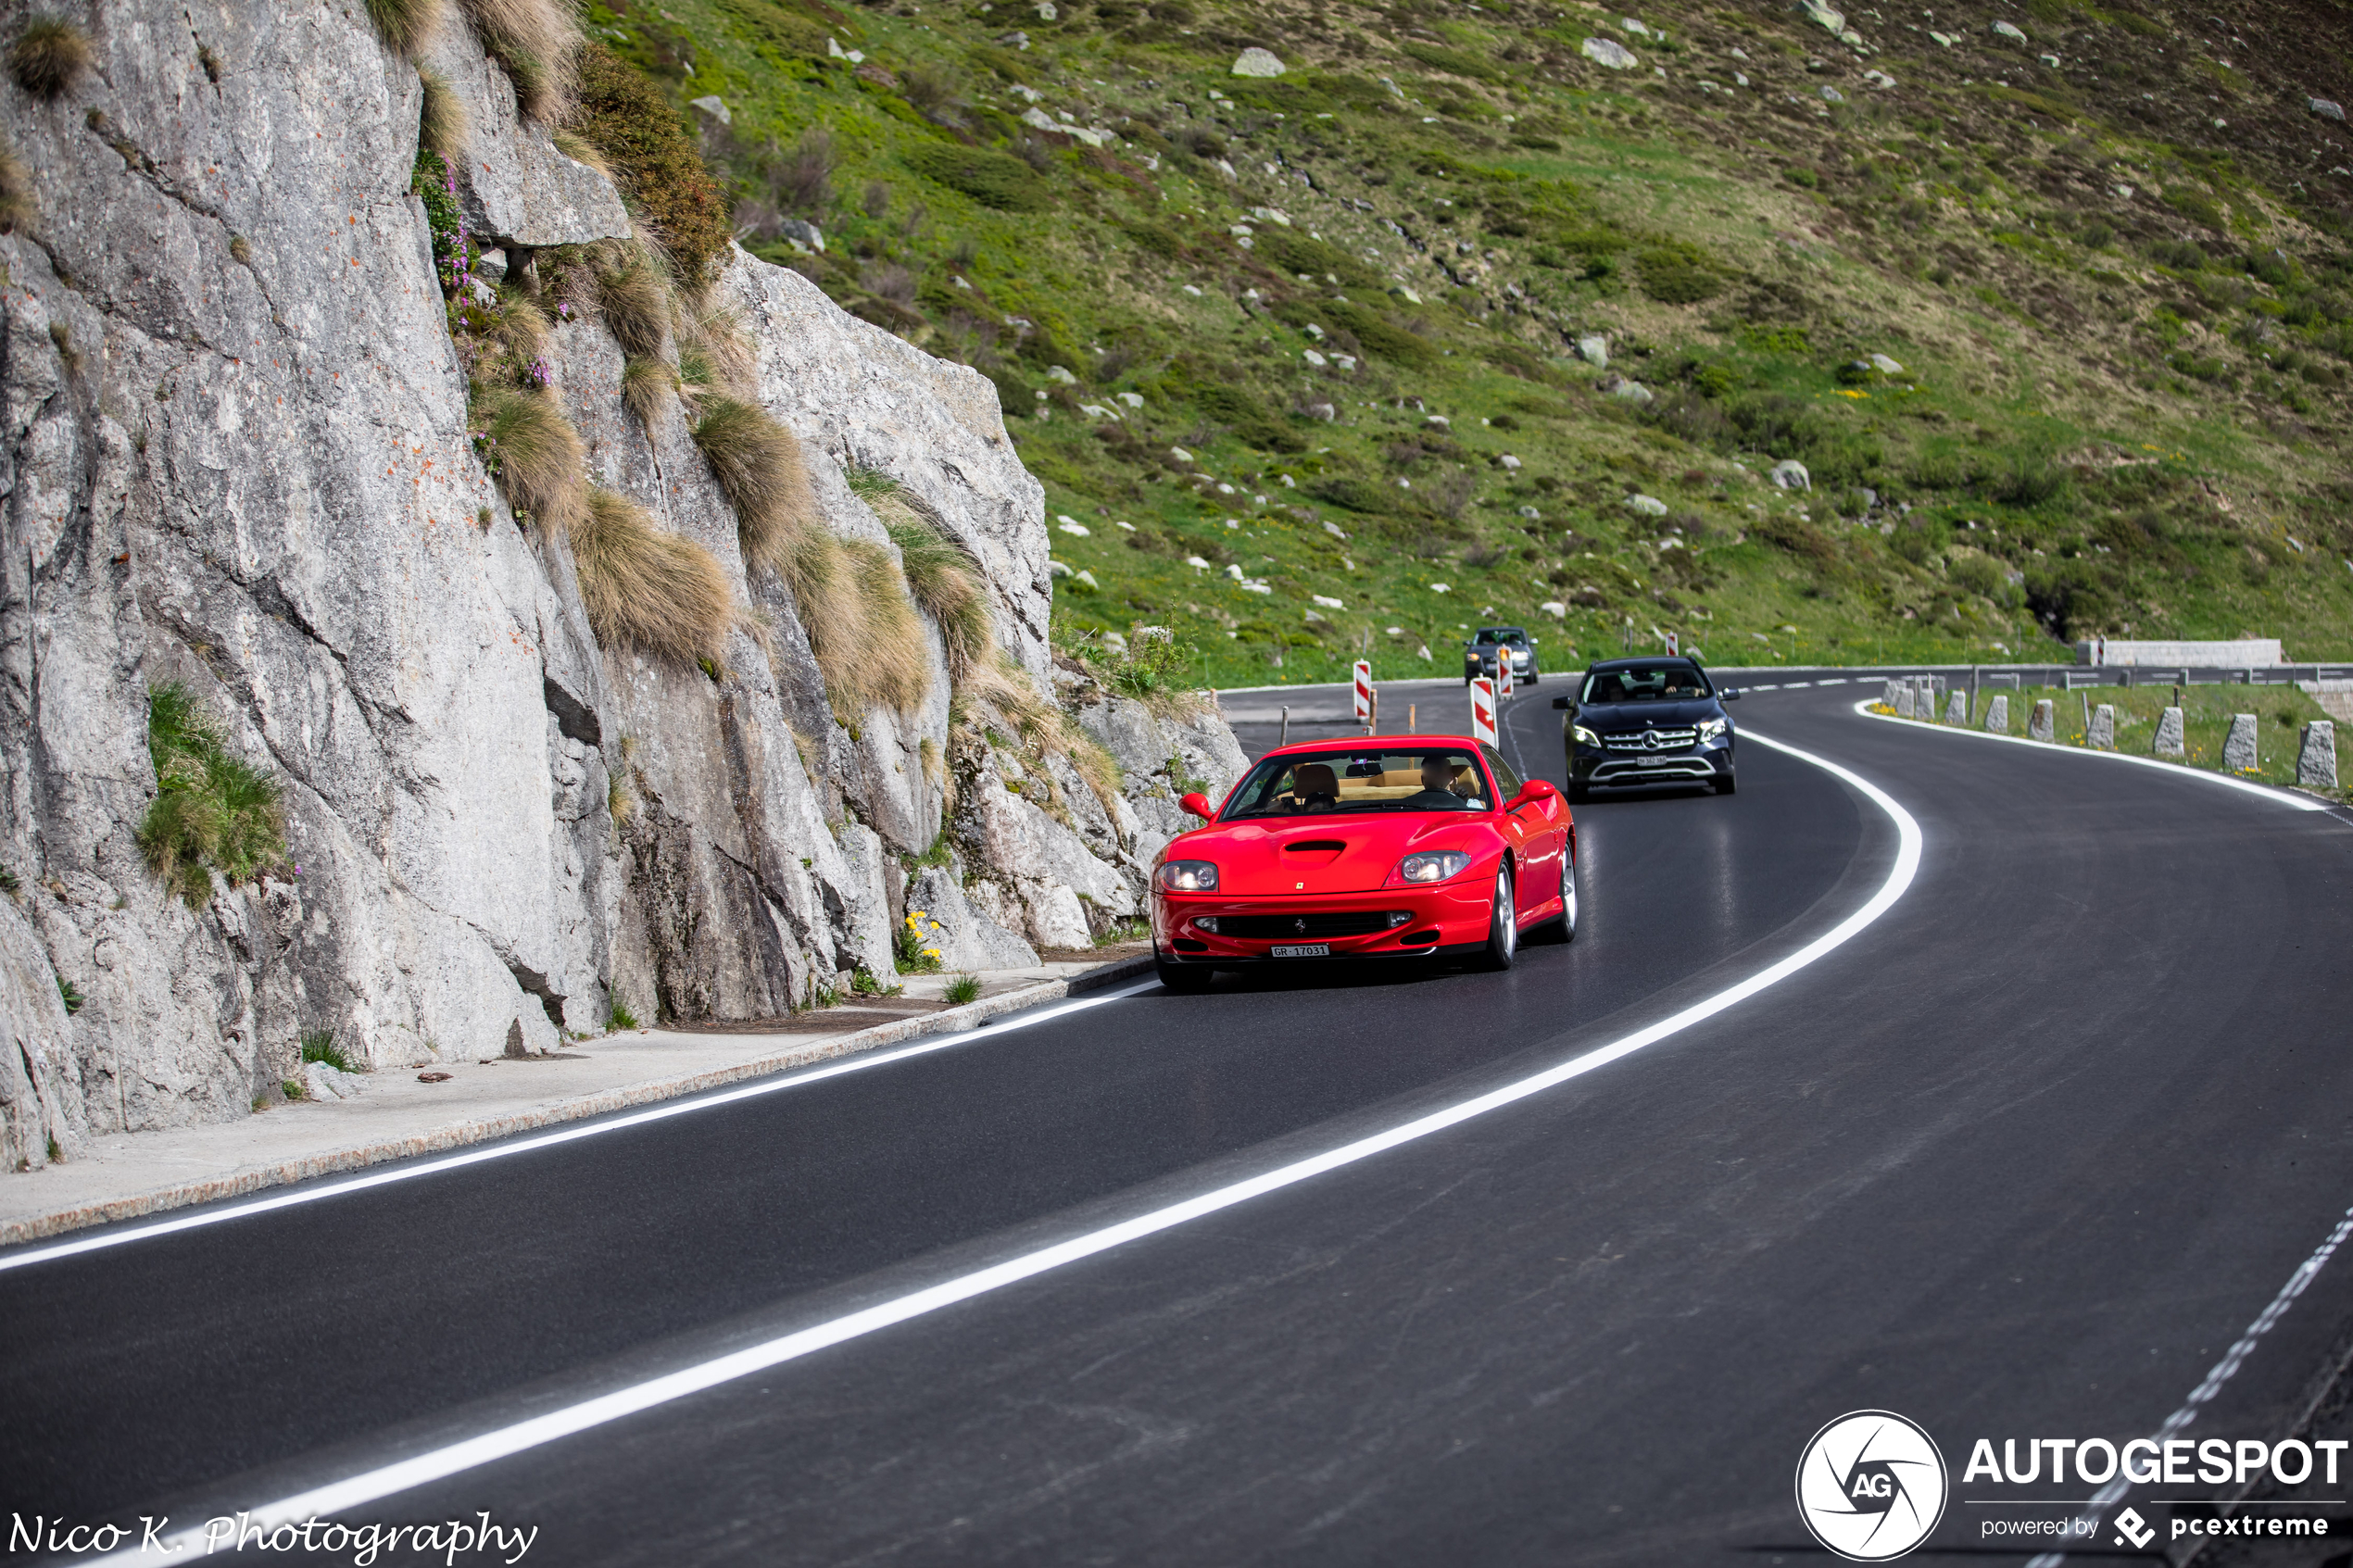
1478,864 -> 1518,972
1155,954 -> 1214,992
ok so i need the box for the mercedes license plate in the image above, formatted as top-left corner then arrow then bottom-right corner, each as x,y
1269,943 -> 1330,958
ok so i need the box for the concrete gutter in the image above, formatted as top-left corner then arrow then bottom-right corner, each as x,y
0,954 -> 1156,1248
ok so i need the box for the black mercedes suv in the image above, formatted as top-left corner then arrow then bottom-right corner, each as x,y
1551,656 -> 1740,802
1463,625 -> 1539,686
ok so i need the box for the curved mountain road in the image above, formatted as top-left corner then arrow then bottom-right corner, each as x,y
4,677 -> 2350,1564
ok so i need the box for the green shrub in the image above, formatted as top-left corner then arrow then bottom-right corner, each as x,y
57,977 -> 82,1015
573,487 -> 735,665
136,683 -> 286,908
607,993 -> 640,1031
9,16 -> 91,98
301,1029 -> 354,1072
1637,244 -> 1724,305
943,972 -> 982,1005
1400,40 -> 1502,81
571,44 -> 731,282
367,0 -> 445,57
905,143 -> 1051,211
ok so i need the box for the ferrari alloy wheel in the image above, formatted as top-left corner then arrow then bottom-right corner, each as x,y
1527,854 -> 1577,944
1155,954 -> 1214,992
1479,864 -> 1517,972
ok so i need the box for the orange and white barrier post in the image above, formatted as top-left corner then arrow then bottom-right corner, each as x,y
1353,659 -> 1373,731
1497,649 -> 1514,702
1470,676 -> 1498,746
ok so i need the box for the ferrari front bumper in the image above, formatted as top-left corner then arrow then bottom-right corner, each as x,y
1153,882 -> 1495,962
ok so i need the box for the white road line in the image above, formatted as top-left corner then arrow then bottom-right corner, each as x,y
2022,1204 -> 2353,1567
1852,700 -> 2329,811
0,980 -> 1162,1275
88,728 -> 1920,1559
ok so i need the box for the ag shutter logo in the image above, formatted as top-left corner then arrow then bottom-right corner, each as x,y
1795,1411 -> 1951,1562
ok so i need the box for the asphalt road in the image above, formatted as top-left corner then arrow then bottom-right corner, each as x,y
6,676 -> 2352,1565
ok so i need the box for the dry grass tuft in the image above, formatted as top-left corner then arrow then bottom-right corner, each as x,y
621,355 -> 676,428
455,0 -> 578,122
573,488 -> 734,665
691,395 -> 817,572
852,470 -> 993,678
964,656 -> 1122,817
419,66 -> 468,160
10,16 -> 91,97
471,383 -> 585,530
0,140 -> 31,234
672,298 -> 756,397
840,538 -> 931,712
596,253 -> 669,359
365,0 -> 444,56
550,127 -> 610,176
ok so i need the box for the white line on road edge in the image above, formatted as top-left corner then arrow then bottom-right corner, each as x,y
1,980 -> 1162,1276
1853,698 -> 2330,811
2022,1204 -> 2353,1568
88,729 -> 1919,1561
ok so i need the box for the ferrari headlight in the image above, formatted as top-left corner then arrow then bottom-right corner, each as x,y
1391,850 -> 1472,884
1696,718 -> 1729,742
1573,725 -> 1603,748
1157,859 -> 1219,892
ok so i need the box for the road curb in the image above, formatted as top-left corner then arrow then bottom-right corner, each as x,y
0,953 -> 1160,1248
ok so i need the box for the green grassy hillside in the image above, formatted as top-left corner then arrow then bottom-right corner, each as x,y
589,0 -> 2353,684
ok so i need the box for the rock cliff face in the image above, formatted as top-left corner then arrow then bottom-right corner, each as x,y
0,0 -> 1244,1172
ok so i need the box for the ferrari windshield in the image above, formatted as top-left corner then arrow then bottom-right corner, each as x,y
1222,748 -> 1491,820
1581,663 -> 1711,702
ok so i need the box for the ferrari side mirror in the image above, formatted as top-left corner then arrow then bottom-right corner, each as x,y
1509,779 -> 1560,809
1179,792 -> 1214,821
1551,696 -> 1570,710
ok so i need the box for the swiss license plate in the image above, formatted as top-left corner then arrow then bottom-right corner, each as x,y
1269,943 -> 1331,959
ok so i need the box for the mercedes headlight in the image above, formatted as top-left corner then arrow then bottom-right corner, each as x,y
1157,859 -> 1219,892
1696,718 -> 1729,742
1573,725 -> 1603,748
1389,850 -> 1472,885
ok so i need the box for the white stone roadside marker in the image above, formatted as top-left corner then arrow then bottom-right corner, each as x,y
2299,721 -> 2338,789
2029,698 -> 2055,741
1984,694 -> 2009,734
2154,706 -> 2185,757
2088,703 -> 2116,751
2223,712 -> 2259,772
1944,690 -> 1968,726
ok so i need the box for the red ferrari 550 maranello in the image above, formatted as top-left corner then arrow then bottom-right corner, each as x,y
1151,734 -> 1576,991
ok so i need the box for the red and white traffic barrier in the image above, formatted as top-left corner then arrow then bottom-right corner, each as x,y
1469,676 -> 1497,746
1353,659 -> 1373,729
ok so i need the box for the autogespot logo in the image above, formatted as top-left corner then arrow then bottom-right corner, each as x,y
1795,1411 -> 1951,1562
